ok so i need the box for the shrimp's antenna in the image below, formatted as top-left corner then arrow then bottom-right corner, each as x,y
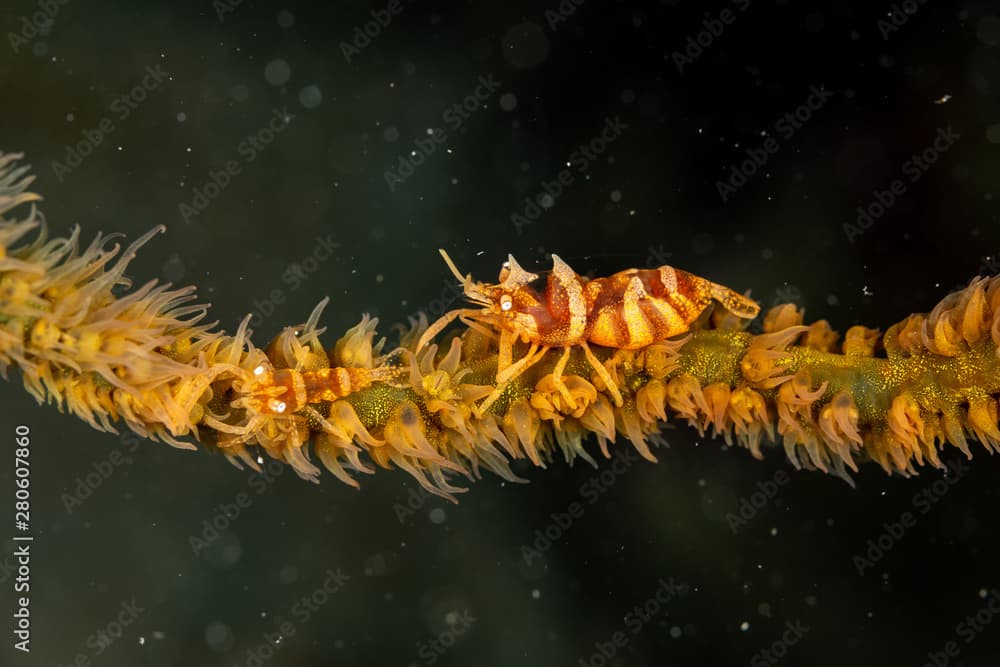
438,249 -> 469,284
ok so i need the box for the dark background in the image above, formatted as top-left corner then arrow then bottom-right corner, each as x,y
1,0 -> 999,665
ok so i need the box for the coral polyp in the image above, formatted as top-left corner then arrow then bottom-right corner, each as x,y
1,151 -> 998,501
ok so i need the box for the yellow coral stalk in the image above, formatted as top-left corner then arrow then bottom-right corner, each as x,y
1,151 -> 998,502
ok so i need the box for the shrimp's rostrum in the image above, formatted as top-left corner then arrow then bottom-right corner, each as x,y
418,250 -> 760,413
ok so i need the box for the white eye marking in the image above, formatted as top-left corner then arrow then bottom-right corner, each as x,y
500,294 -> 513,311
268,399 -> 287,414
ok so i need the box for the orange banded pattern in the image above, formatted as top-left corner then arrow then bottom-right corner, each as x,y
419,250 -> 761,413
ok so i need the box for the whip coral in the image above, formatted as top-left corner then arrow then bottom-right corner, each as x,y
1,151 -> 999,501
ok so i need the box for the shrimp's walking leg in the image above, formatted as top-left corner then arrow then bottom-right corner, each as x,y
580,341 -> 623,407
478,342 -> 547,416
550,346 -> 577,406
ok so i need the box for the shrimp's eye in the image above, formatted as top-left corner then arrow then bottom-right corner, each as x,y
500,294 -> 513,312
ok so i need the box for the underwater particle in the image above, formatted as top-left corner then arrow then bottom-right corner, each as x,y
977,15 -> 1000,46
692,232 -> 714,255
610,189 -> 622,202
364,553 -> 387,576
277,10 -> 294,28
230,84 -> 249,102
162,253 -> 185,282
987,124 -> 1000,145
279,565 -> 298,584
499,93 -> 518,111
32,41 -> 47,57
531,589 -> 541,599
299,84 -> 322,109
761,248 -> 774,260
826,294 -> 839,306
403,61 -> 416,75
384,126 -> 399,142
204,622 -> 234,652
740,621 -> 750,631
221,541 -> 242,566
429,507 -> 446,524
670,626 -> 682,639
621,89 -> 636,104
176,112 -> 186,122
264,58 -> 291,86
501,22 -> 550,69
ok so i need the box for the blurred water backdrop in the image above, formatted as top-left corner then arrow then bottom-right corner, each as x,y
1,1 -> 999,665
